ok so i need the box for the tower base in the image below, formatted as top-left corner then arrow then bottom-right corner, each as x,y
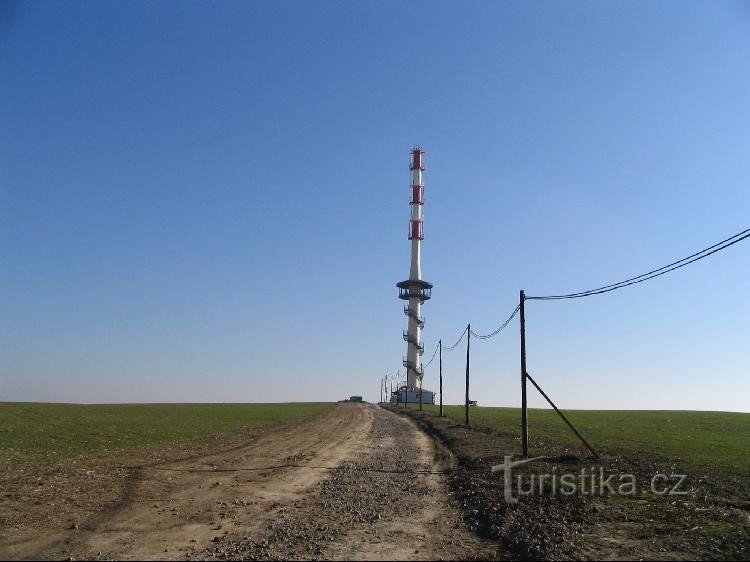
389,388 -> 435,405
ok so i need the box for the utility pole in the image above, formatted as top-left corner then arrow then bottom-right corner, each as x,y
439,339 -> 443,417
465,323 -> 471,427
402,370 -> 408,408
419,376 -> 423,411
520,290 -> 528,458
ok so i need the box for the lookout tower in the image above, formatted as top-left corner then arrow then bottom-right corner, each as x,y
396,147 -> 434,404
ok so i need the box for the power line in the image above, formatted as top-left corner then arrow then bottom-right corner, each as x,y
470,304 -> 521,339
422,341 -> 440,368
526,227 -> 750,301
442,325 -> 468,351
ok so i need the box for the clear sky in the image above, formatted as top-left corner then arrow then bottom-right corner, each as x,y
1,1 -> 748,411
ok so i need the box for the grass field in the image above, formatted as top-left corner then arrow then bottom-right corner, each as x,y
0,402 -> 333,456
409,404 -> 750,479
392,404 -> 750,560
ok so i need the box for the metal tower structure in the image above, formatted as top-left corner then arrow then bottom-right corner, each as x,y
397,147 -> 433,392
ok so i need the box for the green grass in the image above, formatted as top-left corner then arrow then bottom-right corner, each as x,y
0,402 -> 333,456
410,404 -> 750,478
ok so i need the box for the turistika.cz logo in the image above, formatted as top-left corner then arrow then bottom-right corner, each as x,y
490,455 -> 688,504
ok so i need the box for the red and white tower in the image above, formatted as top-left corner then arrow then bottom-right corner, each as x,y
397,147 -> 433,394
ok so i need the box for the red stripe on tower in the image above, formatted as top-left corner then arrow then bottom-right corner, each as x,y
410,148 -> 425,171
409,220 -> 424,240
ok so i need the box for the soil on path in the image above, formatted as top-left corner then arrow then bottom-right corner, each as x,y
3,403 -> 496,561
193,404 -> 496,561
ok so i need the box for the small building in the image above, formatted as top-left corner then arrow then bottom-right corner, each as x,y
389,387 -> 434,405
349,395 -> 363,403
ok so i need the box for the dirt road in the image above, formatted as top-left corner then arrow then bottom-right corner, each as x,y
11,404 -> 496,561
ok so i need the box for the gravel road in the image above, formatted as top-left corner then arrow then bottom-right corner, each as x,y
28,403 -> 496,561
190,404 -> 496,561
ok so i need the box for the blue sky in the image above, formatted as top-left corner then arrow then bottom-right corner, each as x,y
1,1 -> 748,410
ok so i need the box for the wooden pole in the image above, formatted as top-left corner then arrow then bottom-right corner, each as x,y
520,290 -> 528,458
439,339 -> 443,417
525,372 -> 599,459
404,368 -> 408,408
465,324 -> 471,427
419,375 -> 423,411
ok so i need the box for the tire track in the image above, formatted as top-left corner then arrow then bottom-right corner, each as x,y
196,405 -> 497,561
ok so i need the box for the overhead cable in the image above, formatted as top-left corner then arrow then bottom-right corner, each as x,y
526,228 -> 750,301
422,342 -> 440,368
442,325 -> 469,351
470,304 -> 521,339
